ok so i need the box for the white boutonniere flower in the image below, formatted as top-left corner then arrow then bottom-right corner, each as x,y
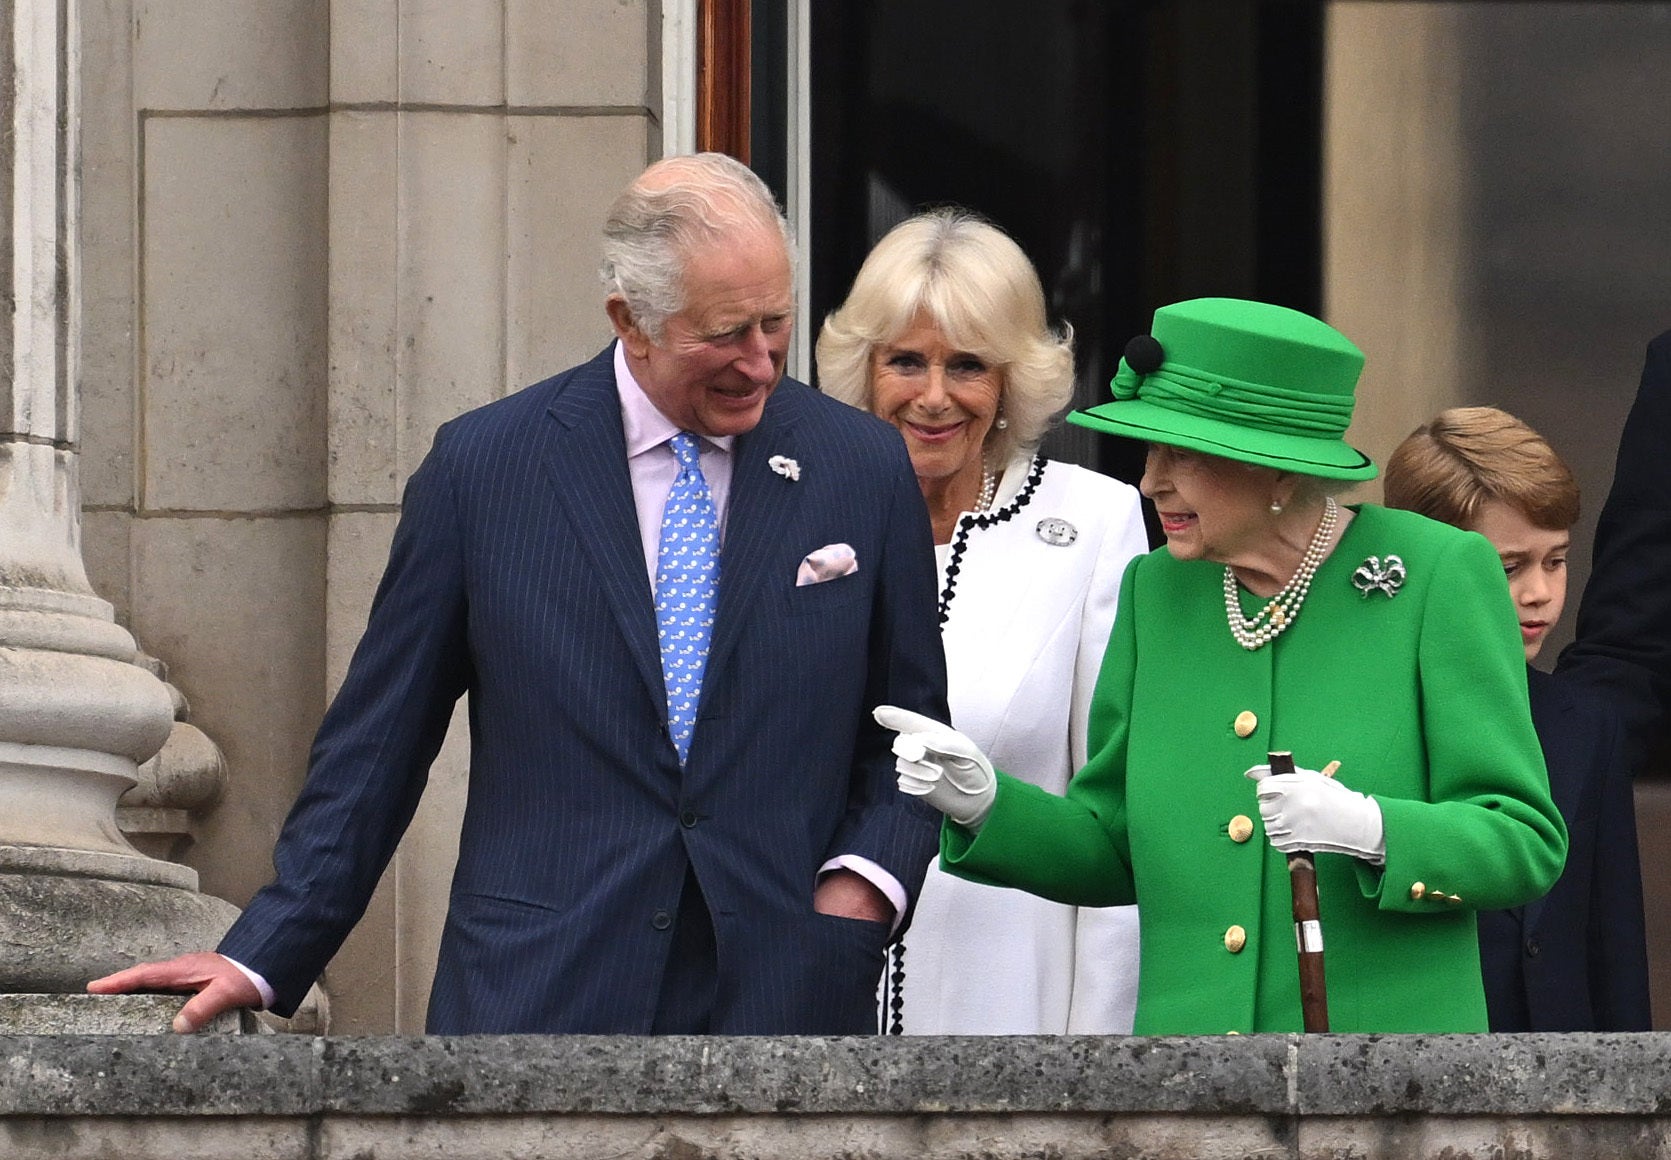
768,455 -> 801,481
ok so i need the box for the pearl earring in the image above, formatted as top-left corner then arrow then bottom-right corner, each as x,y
1270,500 -> 1284,514
995,416 -> 1009,430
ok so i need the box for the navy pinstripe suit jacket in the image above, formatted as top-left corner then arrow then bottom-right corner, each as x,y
217,346 -> 949,1033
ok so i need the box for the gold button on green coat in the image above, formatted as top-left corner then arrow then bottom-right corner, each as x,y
1228,815 -> 1254,843
1233,710 -> 1257,738
1224,925 -> 1247,953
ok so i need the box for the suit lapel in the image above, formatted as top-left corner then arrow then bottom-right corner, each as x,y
540,351 -> 666,711
705,391 -> 804,683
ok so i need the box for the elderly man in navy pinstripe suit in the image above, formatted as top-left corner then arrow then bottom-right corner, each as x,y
91,153 -> 950,1035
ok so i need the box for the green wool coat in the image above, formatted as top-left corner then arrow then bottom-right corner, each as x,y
944,504 -> 1568,1034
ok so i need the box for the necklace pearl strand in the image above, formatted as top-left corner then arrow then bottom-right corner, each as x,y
974,463 -> 997,513
1223,496 -> 1339,651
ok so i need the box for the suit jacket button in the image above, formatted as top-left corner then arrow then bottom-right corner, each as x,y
1224,925 -> 1247,953
1234,711 -> 1258,738
1228,815 -> 1254,843
1525,936 -> 1541,959
652,909 -> 673,931
680,810 -> 699,828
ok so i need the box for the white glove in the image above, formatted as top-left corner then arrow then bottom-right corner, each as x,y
1244,763 -> 1385,864
873,705 -> 996,830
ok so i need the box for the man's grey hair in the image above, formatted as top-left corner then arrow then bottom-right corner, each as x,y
600,153 -> 795,342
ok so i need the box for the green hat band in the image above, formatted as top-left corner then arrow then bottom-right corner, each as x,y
1110,358 -> 1355,438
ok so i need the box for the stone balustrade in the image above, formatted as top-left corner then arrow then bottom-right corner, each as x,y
2,1017 -> 1669,1159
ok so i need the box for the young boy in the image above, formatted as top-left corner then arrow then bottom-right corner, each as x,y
1386,406 -> 1650,1031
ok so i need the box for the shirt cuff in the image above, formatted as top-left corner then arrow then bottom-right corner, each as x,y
220,954 -> 275,1010
819,855 -> 908,935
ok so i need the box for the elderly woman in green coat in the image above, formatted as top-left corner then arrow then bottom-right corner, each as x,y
877,298 -> 1567,1035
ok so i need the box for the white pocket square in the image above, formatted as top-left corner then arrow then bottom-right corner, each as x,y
796,543 -> 858,586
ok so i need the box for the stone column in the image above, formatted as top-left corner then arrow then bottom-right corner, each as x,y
0,0 -> 235,993
1323,2 -> 1467,481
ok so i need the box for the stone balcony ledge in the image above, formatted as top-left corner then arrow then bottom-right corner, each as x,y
5,1020 -> 1671,1158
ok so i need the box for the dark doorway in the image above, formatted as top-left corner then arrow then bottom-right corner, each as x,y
800,0 -> 1324,529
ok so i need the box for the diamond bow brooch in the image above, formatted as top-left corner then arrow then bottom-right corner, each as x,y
1352,554 -> 1406,599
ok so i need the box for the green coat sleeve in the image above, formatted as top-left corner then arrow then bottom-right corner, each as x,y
940,556 -> 1141,907
1360,529 -> 1569,911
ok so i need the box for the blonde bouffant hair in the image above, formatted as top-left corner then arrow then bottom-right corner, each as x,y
815,209 -> 1074,465
1383,405 -> 1579,532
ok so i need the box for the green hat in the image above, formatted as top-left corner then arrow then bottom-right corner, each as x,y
1068,297 -> 1377,481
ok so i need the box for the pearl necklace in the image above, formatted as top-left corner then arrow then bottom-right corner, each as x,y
974,463 -> 997,513
1223,496 -> 1339,651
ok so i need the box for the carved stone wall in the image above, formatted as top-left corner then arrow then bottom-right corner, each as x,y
73,0 -> 660,1032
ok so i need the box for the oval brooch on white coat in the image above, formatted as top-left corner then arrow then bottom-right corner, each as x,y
1036,517 -> 1078,546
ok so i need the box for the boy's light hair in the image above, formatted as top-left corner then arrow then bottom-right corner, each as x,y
1384,406 -> 1579,532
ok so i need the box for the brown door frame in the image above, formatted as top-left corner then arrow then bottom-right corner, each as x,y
697,0 -> 751,160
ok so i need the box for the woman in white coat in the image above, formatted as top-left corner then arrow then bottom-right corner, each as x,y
817,210 -> 1150,1033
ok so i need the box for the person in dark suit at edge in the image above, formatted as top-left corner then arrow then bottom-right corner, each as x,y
1559,330 -> 1671,769
1385,406 -> 1650,1031
89,152 -> 950,1035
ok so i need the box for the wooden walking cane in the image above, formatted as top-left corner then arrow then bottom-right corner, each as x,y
1269,751 -> 1330,1032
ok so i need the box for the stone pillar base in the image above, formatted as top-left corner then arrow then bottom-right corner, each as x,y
0,869 -> 240,992
0,994 -> 255,1034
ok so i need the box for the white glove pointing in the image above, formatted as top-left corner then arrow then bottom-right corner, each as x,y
1244,762 -> 1385,865
872,705 -> 996,830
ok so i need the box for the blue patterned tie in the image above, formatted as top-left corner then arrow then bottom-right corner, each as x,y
655,432 -> 720,764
